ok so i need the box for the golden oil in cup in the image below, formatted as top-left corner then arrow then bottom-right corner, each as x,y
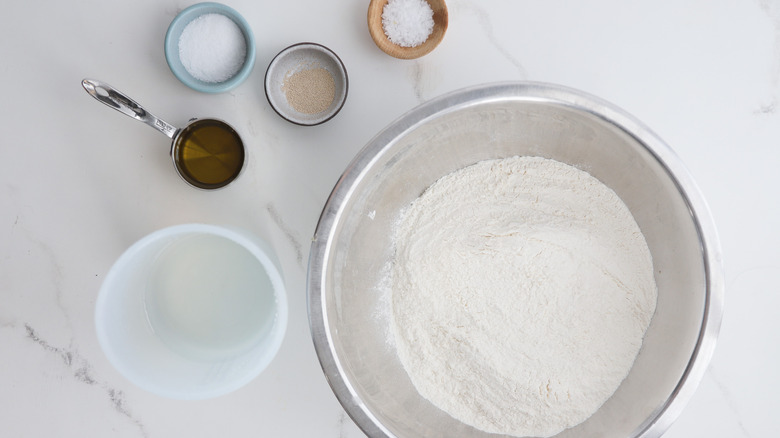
172,119 -> 244,190
82,79 -> 245,190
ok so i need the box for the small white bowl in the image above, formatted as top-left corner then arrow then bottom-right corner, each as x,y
264,43 -> 348,126
96,224 -> 287,400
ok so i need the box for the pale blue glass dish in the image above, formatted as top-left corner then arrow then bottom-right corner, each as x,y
164,2 -> 256,93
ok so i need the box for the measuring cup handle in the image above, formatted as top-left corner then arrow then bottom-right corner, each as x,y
82,79 -> 178,139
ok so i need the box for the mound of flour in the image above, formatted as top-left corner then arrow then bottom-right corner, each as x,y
390,156 -> 657,437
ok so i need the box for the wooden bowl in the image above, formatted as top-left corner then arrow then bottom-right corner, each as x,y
367,0 -> 448,60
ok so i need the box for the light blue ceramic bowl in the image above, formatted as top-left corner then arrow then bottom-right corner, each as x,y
164,2 -> 256,93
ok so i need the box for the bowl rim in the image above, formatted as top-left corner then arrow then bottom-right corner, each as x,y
164,2 -> 256,94
264,42 -> 349,126
306,81 -> 725,438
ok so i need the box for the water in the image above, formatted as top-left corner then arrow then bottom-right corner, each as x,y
144,234 -> 276,361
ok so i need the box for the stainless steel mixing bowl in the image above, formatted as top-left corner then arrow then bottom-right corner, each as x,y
307,82 -> 724,438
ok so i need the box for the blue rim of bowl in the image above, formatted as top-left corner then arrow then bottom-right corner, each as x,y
264,42 -> 349,126
164,2 -> 256,94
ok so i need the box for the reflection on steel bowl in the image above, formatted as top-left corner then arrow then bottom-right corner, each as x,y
307,82 -> 724,438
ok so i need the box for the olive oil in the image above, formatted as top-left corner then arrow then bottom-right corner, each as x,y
173,119 -> 244,189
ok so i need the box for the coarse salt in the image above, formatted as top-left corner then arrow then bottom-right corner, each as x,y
178,13 -> 246,83
382,0 -> 434,48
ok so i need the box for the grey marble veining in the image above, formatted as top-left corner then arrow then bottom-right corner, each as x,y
756,0 -> 780,114
22,324 -> 148,437
707,365 -> 752,438
452,0 -> 529,79
267,203 -> 305,268
409,61 -> 428,103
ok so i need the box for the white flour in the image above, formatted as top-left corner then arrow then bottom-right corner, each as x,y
390,156 -> 657,437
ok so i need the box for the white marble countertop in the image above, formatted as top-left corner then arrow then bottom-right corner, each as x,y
1,0 -> 778,436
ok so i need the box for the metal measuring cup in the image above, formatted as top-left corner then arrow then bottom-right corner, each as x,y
82,79 -> 245,190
